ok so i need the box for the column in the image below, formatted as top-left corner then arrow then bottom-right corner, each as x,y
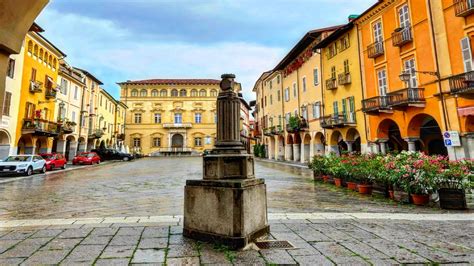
68,141 -> 78,161
285,144 -> 293,161
345,141 -> 354,152
373,143 -> 380,154
315,143 -> 325,155
293,144 -> 300,162
405,138 -> 418,152
56,140 -> 66,155
309,141 -> 314,161
278,142 -> 284,161
300,142 -> 305,163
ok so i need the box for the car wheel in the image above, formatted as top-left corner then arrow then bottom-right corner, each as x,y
123,157 -> 129,161
41,165 -> 47,174
61,163 -> 66,169
25,167 -> 33,176
50,164 -> 55,171
72,162 -> 77,165
97,160 -> 100,164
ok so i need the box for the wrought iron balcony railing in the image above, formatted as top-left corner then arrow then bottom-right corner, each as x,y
362,96 -> 390,114
45,89 -> 57,99
367,41 -> 384,58
326,78 -> 337,90
320,113 -> 356,129
386,87 -> 425,109
449,71 -> 474,96
454,0 -> 474,17
392,26 -> 413,47
338,72 -> 351,86
22,118 -> 60,137
88,129 -> 104,139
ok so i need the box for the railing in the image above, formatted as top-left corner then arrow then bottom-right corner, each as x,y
45,89 -> 57,99
22,118 -> 60,136
362,96 -> 390,113
29,80 -> 43,93
387,88 -> 425,107
88,129 -> 104,139
160,147 -> 193,153
61,124 -> 75,133
116,133 -> 125,140
263,127 -> 274,136
326,78 -> 337,90
454,0 -> 474,17
163,123 -> 192,128
320,113 -> 356,128
338,73 -> 351,85
392,26 -> 413,47
367,41 -> 384,58
449,71 -> 474,95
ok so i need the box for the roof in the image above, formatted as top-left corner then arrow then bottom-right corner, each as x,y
252,70 -> 272,92
30,31 -> 67,58
74,67 -> 104,85
29,23 -> 44,33
353,0 -> 384,24
273,25 -> 343,71
314,22 -> 354,49
117,79 -> 221,85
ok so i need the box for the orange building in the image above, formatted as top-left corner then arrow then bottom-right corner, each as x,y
356,0 -> 449,156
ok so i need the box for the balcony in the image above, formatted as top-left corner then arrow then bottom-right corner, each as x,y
116,133 -> 126,140
45,89 -> 57,99
326,78 -> 337,90
386,88 -> 425,109
449,71 -> 474,96
263,125 -> 283,136
163,123 -> 192,129
29,80 -> 43,93
338,72 -> 351,86
367,41 -> 384,58
286,117 -> 308,133
362,96 -> 390,114
454,0 -> 474,17
392,26 -> 413,47
88,129 -> 104,139
60,122 -> 76,134
320,113 -> 356,129
22,118 -> 60,137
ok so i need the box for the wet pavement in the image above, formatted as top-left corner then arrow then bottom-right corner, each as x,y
0,157 -> 454,221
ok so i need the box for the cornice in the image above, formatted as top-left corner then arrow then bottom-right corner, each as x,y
355,0 -> 396,26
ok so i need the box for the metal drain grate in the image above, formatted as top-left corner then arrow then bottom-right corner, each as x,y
255,240 -> 295,249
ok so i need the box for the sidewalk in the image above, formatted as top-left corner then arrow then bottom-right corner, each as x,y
256,158 -> 310,169
0,212 -> 472,265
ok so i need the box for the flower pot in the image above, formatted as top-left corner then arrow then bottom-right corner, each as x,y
358,184 -> 373,195
393,187 -> 409,203
438,188 -> 467,210
411,194 -> 430,206
347,182 -> 357,191
372,182 -> 388,197
334,178 -> 342,187
322,175 -> 332,183
388,190 -> 394,199
313,172 -> 323,181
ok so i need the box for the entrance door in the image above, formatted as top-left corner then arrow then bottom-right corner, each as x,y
171,134 -> 184,150
65,140 -> 71,161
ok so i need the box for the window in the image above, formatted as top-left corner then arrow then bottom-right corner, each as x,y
312,102 -> 321,119
7,59 -> 15,78
284,88 -> 290,102
171,89 -> 178,97
44,75 -> 53,90
205,136 -> 212,145
331,66 -> 336,79
199,89 -> 207,97
60,78 -> 68,95
27,41 -> 33,54
154,113 -> 161,123
134,113 -> 142,124
270,95 -> 273,105
151,89 -> 158,97
153,137 -> 161,147
328,43 -> 337,58
100,95 -> 103,106
133,138 -> 141,148
461,37 -> 473,72
277,90 -> 281,101
398,4 -> 410,29
81,114 -> 86,128
340,34 -> 350,51
404,58 -> 417,87
174,113 -> 182,123
31,68 -> 37,81
269,80 -> 273,90
264,96 -> 267,106
377,68 -> 388,96
71,111 -> 76,123
333,101 -> 339,115
179,89 -> 187,97
373,21 -> 383,43
140,89 -> 147,97
344,60 -> 350,74
313,68 -> 319,85
194,137 -> 202,146
39,49 -> 43,61
293,83 -> 297,97
302,77 -> 307,92
74,86 -> 79,100
302,106 -> 308,120
33,44 -> 38,57
191,89 -> 198,96
160,89 -> 167,97
3,92 -> 11,116
210,89 -> 218,97
195,113 -> 202,123
131,89 -> 138,97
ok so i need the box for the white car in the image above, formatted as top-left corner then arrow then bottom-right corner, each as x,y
0,155 -> 47,176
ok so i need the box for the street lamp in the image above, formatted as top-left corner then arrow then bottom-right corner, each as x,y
399,70 -> 411,88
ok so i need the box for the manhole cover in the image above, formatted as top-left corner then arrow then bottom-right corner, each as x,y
254,240 -> 295,249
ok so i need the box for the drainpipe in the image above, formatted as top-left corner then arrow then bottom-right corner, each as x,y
317,48 -> 327,149
356,23 -> 370,150
78,84 -> 86,152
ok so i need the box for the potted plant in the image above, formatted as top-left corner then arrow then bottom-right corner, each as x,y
435,160 -> 473,210
309,155 -> 327,181
355,155 -> 375,195
286,116 -> 300,133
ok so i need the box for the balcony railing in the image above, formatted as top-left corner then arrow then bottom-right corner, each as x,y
22,118 -> 60,137
454,0 -> 474,17
392,26 -> 413,47
160,147 -> 193,153
367,41 -> 384,58
88,129 -> 104,139
326,78 -> 337,90
163,123 -> 192,128
362,96 -> 390,114
386,88 -> 425,108
264,125 -> 283,136
29,80 -> 43,93
45,89 -> 57,99
338,73 -> 351,86
320,113 -> 356,129
449,71 -> 474,95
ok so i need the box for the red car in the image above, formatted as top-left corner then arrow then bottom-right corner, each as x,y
40,153 -> 67,171
72,152 -> 101,165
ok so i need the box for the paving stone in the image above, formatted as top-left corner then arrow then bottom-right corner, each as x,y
131,249 -> 165,263
0,231 -> 35,240
292,254 -> 334,265
81,235 -> 113,245
138,237 -> 168,249
61,244 -> 105,263
169,225 -> 182,235
311,224 -> 354,241
362,238 -> 429,264
288,241 -> 321,256
199,244 -> 232,264
0,258 -> 25,264
396,239 -> 469,263
167,243 -> 199,258
40,237 -> 82,250
269,223 -> 291,232
108,234 -> 140,246
30,229 -> 63,238
293,228 -> 332,242
58,228 -> 93,239
233,250 -> 266,265
21,249 -> 69,265
339,240 -> 390,260
142,226 -> 169,238
90,227 -> 119,236
311,241 -> 370,264
259,249 -> 296,265
115,227 -> 144,236
0,239 -> 21,253
0,237 -> 51,258
166,257 -> 200,265
95,258 -> 130,265
100,245 -> 135,259
168,234 -> 195,245
367,258 -> 404,265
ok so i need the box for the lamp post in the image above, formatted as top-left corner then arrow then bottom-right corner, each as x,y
399,70 -> 411,88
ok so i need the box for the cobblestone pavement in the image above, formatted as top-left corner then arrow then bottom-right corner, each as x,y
0,157 -> 465,220
0,214 -> 472,265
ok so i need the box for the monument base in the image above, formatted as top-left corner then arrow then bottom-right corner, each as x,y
183,178 -> 269,249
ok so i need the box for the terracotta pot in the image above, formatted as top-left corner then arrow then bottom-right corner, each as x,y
334,178 -> 342,187
313,172 -> 323,181
358,184 -> 373,195
322,175 -> 330,183
393,189 -> 410,203
346,182 -> 357,191
388,190 -> 394,199
411,194 -> 430,206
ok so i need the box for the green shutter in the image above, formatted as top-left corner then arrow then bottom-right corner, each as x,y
333,101 -> 338,115
342,99 -> 347,119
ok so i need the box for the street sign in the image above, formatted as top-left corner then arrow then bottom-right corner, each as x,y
443,131 -> 461,147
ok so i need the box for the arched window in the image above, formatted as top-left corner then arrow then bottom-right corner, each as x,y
33,44 -> 38,57
48,55 -> 52,67
131,89 -> 138,97
199,89 -> 207,97
210,89 -> 218,97
151,89 -> 158,97
44,52 -> 48,64
39,48 -> 43,61
27,41 -> 33,54
191,89 -> 198,96
160,89 -> 167,97
53,58 -> 57,70
171,89 -> 178,97
140,89 -> 147,97
179,89 -> 187,97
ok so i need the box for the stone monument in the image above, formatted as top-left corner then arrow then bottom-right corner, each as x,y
183,74 -> 269,249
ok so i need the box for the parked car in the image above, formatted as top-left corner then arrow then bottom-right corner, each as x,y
72,152 -> 101,165
0,155 -> 46,176
40,153 -> 67,171
91,149 -> 133,161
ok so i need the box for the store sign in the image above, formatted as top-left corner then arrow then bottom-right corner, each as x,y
443,131 -> 461,147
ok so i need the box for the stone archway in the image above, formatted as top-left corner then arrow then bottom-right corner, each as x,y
301,133 -> 311,163
313,132 -> 325,156
345,128 -> 361,153
35,137 -> 48,154
17,136 -> 33,154
407,114 -> 447,155
329,130 -> 345,156
465,115 -> 474,133
285,134 -> 294,161
0,130 -> 11,158
377,119 -> 406,154
65,135 -> 77,161
171,134 -> 184,149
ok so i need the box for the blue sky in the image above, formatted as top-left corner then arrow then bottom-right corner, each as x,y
37,0 -> 372,101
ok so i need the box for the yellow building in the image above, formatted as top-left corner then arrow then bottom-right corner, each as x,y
115,101 -> 127,150
118,79 -> 222,155
96,88 -> 117,149
16,25 -> 66,154
315,20 -> 368,154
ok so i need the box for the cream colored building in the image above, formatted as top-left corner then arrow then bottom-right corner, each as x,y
118,79 -> 222,155
96,88 -> 117,149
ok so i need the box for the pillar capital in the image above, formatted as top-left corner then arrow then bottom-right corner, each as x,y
404,137 -> 420,143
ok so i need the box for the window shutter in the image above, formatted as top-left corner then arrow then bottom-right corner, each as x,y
333,101 -> 338,115
461,37 -> 473,72
342,99 -> 347,119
